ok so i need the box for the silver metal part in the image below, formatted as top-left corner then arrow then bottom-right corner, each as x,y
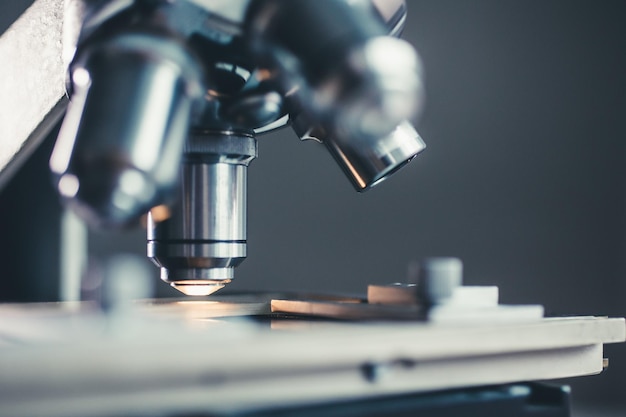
325,121 -> 426,191
416,257 -> 464,305
294,118 -> 426,191
268,0 -> 425,191
2,0 -> 427,294
371,0 -> 407,36
148,133 -> 257,295
50,32 -> 205,226
315,36 -> 423,141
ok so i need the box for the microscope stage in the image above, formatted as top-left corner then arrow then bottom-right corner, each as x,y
0,295 -> 623,417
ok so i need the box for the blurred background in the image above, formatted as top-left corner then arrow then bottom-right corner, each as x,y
1,0 -> 625,414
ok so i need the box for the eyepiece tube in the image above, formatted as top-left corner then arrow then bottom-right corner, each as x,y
50,32 -> 204,226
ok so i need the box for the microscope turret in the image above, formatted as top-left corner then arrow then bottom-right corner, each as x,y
49,0 -> 425,295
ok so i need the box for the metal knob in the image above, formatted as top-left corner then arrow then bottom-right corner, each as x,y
416,258 -> 463,306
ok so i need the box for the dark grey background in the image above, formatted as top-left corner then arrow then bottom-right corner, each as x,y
1,0 -> 625,413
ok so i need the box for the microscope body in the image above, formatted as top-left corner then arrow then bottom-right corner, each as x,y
50,0 -> 425,295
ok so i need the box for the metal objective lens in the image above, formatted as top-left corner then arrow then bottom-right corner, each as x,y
147,132 -> 257,295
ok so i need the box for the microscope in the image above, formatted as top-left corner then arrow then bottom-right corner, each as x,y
1,3 -> 625,417
49,0 -> 426,296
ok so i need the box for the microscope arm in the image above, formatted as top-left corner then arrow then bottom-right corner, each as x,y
0,0 -> 68,189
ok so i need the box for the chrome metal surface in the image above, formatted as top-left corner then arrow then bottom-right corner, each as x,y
148,133 -> 257,294
332,36 -> 423,138
50,32 -> 205,226
247,0 -> 423,140
2,0 -> 426,293
321,121 -> 426,191
268,0 -> 425,191
371,0 -> 408,36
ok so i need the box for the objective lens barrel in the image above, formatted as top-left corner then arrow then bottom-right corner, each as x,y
147,133 -> 257,295
50,32 -> 204,226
